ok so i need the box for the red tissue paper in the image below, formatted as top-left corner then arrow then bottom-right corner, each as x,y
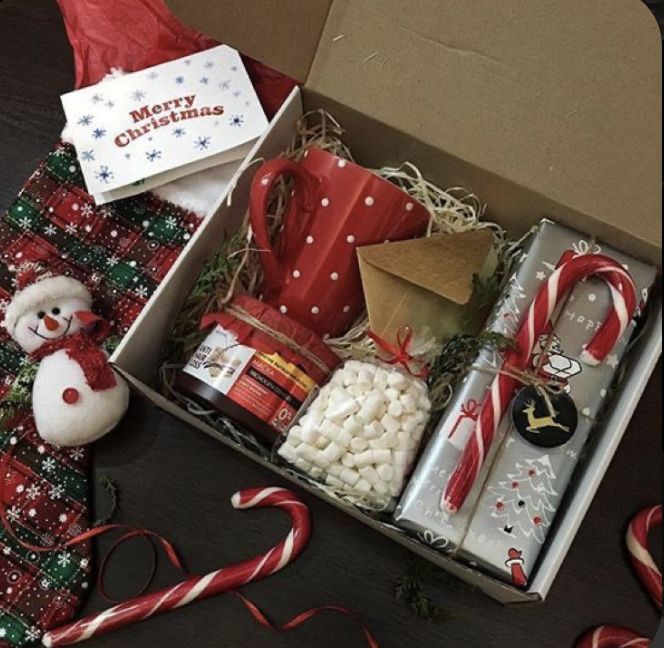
56,0 -> 296,117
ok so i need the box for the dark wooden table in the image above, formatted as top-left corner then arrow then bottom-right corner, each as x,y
0,2 -> 661,647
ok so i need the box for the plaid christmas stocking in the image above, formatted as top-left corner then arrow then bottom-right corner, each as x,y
0,142 -> 202,646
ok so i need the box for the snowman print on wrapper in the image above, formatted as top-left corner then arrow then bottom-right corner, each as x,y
3,272 -> 129,447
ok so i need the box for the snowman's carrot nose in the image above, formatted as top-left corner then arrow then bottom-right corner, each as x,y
43,315 -> 59,331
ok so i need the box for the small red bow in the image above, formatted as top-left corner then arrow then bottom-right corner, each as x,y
366,327 -> 429,379
460,399 -> 480,420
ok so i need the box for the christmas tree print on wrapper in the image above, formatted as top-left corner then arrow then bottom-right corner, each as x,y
488,456 -> 558,545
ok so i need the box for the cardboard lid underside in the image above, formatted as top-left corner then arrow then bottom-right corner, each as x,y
166,0 -> 662,259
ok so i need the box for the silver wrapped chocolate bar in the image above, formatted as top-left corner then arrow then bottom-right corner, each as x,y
394,219 -> 656,584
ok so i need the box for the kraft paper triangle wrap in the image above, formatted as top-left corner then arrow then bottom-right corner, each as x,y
357,230 -> 496,345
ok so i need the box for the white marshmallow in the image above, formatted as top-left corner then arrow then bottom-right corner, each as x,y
385,388 -> 400,402
336,428 -> 353,448
347,384 -> 365,398
388,400 -> 403,418
373,480 -> 388,494
294,458 -> 312,472
345,360 -> 364,372
373,369 -> 389,390
362,421 -> 383,440
412,379 -> 428,394
301,426 -> 319,445
342,417 -> 363,437
372,449 -> 391,464
327,395 -> 361,421
330,371 -> 345,386
341,453 -> 355,468
287,427 -> 303,446
299,444 -> 318,463
418,395 -> 432,411
382,432 -> 398,449
400,394 -> 417,414
377,464 -> 394,481
320,419 -> 341,439
342,368 -> 358,387
401,415 -> 419,435
326,474 -> 344,488
278,443 -> 297,463
393,450 -> 409,467
310,466 -> 324,480
412,424 -> 425,441
315,434 -> 330,449
350,437 -> 368,453
387,372 -> 409,390
389,482 -> 403,497
354,450 -> 375,468
381,413 -> 400,435
320,442 -> 344,465
357,368 -> 374,387
355,478 -> 372,493
328,463 -> 342,477
357,394 -> 383,423
340,468 -> 360,486
359,465 -> 380,484
414,410 -> 428,424
397,432 -> 411,449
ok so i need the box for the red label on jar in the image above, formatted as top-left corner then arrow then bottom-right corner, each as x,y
227,353 -> 314,432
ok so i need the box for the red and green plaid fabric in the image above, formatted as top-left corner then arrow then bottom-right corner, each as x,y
0,141 -> 202,646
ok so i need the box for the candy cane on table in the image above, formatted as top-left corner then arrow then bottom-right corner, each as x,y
576,505 -> 661,648
442,253 -> 637,514
42,487 -> 311,647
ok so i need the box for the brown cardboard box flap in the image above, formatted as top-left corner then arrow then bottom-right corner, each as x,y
166,0 -> 662,256
164,0 -> 332,81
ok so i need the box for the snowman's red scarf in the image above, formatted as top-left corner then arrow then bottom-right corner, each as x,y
30,318 -> 116,390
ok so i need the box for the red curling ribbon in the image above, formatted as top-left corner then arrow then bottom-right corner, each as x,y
367,327 -> 429,379
233,591 -> 380,648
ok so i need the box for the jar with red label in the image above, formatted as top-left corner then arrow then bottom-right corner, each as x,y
176,295 -> 340,441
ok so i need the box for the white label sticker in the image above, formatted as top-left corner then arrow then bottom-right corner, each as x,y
184,325 -> 255,395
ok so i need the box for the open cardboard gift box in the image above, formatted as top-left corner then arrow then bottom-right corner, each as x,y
109,0 -> 662,604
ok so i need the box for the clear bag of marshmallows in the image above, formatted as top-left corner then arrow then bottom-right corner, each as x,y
277,359 -> 431,507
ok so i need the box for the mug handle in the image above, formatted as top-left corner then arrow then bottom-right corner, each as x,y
249,158 -> 320,292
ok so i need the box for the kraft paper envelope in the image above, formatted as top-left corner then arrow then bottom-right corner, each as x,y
357,230 -> 496,345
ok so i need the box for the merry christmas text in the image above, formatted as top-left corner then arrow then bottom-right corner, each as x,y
114,95 -> 224,147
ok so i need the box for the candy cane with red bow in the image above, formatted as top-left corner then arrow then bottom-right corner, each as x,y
576,505 -> 661,648
442,254 -> 637,514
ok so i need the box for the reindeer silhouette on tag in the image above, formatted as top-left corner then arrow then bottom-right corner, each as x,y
512,385 -> 578,448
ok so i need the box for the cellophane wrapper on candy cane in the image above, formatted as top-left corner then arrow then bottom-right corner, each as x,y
394,219 -> 656,571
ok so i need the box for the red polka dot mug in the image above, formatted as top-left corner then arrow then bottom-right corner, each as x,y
249,147 -> 430,337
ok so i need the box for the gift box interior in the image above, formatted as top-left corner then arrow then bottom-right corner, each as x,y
110,0 -> 662,603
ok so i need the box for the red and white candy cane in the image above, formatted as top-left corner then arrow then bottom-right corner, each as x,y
576,505 -> 661,648
442,253 -> 637,514
42,487 -> 311,647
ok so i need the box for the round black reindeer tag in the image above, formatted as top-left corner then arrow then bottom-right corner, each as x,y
512,385 -> 578,448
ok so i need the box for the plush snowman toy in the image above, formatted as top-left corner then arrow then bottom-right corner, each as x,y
3,271 -> 129,446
